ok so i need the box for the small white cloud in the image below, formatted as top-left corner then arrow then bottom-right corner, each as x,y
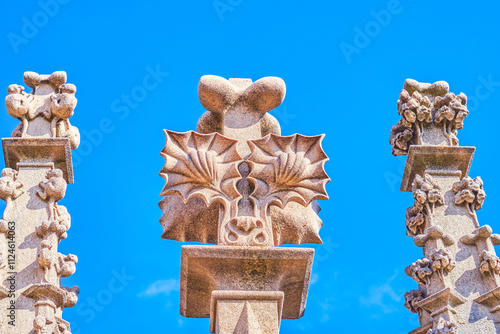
310,273 -> 319,285
139,279 -> 179,297
359,271 -> 402,315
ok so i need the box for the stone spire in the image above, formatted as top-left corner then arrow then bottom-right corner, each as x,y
390,79 -> 500,333
0,72 -> 80,334
159,75 -> 330,333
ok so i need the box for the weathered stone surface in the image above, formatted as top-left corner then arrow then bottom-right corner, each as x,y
0,72 -> 79,334
180,245 -> 313,319
160,75 -> 329,333
390,79 -> 500,333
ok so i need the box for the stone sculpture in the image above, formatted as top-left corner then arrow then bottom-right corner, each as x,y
391,79 -> 500,333
0,72 -> 79,334
159,75 -> 329,333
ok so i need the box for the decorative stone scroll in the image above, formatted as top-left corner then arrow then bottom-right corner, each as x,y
0,72 -> 79,334
391,79 -> 500,333
159,75 -> 329,333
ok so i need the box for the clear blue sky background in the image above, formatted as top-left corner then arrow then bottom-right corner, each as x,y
1,1 -> 500,333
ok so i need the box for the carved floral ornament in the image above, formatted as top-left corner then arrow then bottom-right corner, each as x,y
159,130 -> 329,247
404,289 -> 424,314
406,174 -> 444,237
451,176 -> 486,217
389,79 -> 469,156
406,248 -> 455,285
5,71 -> 80,149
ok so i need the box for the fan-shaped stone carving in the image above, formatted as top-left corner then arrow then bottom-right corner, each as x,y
247,134 -> 329,208
160,130 -> 242,206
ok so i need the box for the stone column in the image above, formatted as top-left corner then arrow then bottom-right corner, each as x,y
159,75 -> 330,333
0,72 -> 80,334
390,79 -> 500,333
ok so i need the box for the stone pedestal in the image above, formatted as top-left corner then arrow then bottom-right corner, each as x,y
159,75 -> 330,333
210,291 -> 284,334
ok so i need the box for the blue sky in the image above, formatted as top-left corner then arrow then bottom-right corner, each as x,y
1,0 -> 500,333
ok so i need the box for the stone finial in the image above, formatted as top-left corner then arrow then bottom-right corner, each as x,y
160,75 -> 329,247
160,75 -> 328,333
391,79 -> 500,333
5,71 -> 80,149
1,72 -> 79,334
389,79 -> 468,156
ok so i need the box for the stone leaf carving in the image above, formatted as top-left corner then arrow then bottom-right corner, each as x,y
159,195 -> 324,246
406,250 -> 455,284
37,240 -> 56,282
36,205 -> 71,240
37,169 -> 67,222
6,71 -> 80,149
406,174 -> 444,237
5,84 -> 31,137
0,167 -> 24,220
397,90 -> 432,144
160,76 -> 329,247
389,79 -> 469,155
406,257 -> 433,285
452,176 -> 486,215
37,241 -> 77,282
430,248 -> 455,280
404,289 -> 424,314
160,130 -> 242,205
269,201 -> 323,245
159,195 -> 219,244
432,92 -> 468,146
247,134 -> 329,208
390,80 -> 449,155
479,250 -> 500,277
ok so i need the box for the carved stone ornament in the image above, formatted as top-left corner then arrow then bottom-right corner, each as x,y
160,75 -> 329,247
390,79 -> 468,156
391,79 -> 500,333
6,71 -> 80,149
406,257 -> 433,285
160,75 -> 329,334
1,72 -> 79,334
405,174 -> 444,237
404,289 -> 425,314
430,248 -> 455,280
452,176 -> 486,217
478,250 -> 500,277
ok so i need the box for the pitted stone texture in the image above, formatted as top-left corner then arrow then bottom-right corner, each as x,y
394,79 -> 500,333
180,245 -> 313,319
389,79 -> 468,156
161,75 -> 328,333
1,72 -> 79,334
160,76 -> 329,247
6,71 -> 80,150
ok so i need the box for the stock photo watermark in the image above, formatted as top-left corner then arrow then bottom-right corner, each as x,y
70,267 -> 135,334
7,0 -> 71,53
213,0 -> 243,21
72,64 -> 169,167
272,106 -> 296,127
339,0 -> 404,64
